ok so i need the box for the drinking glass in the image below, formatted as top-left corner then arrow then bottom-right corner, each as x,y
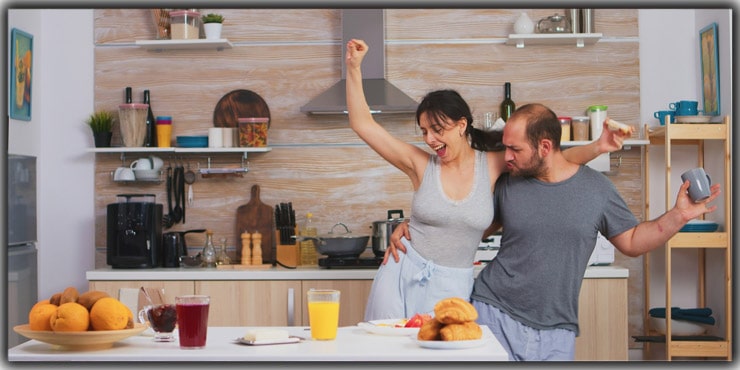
307,289 -> 340,340
175,295 -> 210,349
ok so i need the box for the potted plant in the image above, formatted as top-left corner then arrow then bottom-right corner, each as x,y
201,13 -> 224,40
86,110 -> 114,147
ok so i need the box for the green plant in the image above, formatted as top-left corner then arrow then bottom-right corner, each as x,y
201,13 -> 224,24
86,110 -> 114,133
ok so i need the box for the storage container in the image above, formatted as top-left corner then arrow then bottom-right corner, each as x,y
238,117 -> 270,147
588,105 -> 608,140
571,116 -> 590,141
169,10 -> 201,40
558,116 -> 572,142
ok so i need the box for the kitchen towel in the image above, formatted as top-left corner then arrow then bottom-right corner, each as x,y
649,307 -> 715,325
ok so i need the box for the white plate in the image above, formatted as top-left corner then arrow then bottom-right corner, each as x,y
236,336 -> 301,346
675,115 -> 712,123
357,319 -> 419,336
412,330 -> 492,350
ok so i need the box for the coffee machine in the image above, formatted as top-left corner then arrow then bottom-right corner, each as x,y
107,194 -> 162,268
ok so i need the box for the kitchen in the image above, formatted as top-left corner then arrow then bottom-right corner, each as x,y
6,7 -> 732,362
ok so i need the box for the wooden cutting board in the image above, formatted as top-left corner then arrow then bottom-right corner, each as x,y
235,184 -> 275,264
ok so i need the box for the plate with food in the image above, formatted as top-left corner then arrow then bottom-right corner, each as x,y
413,328 -> 492,350
14,323 -> 146,350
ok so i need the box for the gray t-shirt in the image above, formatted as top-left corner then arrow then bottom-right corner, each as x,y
471,165 -> 638,335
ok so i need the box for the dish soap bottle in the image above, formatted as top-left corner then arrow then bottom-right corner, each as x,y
202,230 -> 217,268
216,237 -> 231,265
300,212 -> 318,266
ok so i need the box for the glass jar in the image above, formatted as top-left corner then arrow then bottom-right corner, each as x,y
202,230 -> 217,268
216,237 -> 231,265
169,10 -> 201,40
558,116 -> 572,142
571,116 -> 590,141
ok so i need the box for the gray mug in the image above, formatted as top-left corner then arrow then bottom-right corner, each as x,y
681,168 -> 711,202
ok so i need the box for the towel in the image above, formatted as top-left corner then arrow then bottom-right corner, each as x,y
649,307 -> 715,325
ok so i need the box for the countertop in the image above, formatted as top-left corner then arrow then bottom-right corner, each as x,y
8,325 -> 508,362
87,265 -> 628,280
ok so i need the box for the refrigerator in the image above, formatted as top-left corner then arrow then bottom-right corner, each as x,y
7,154 -> 38,348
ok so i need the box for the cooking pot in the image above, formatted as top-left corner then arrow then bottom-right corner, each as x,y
371,210 -> 405,257
296,223 -> 370,258
162,229 -> 206,267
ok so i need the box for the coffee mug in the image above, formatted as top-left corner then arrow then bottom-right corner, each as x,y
653,110 -> 675,125
149,156 -> 164,170
669,100 -> 699,116
113,167 -> 135,181
130,157 -> 153,170
681,167 -> 712,202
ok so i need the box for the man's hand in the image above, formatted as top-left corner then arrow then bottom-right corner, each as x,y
598,118 -> 633,153
384,220 -> 410,264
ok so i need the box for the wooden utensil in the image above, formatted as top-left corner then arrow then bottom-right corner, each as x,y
235,184 -> 275,264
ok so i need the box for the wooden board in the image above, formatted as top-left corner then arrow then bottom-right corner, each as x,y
235,184 -> 275,264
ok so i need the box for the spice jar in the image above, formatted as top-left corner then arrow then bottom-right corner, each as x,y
169,10 -> 201,40
571,116 -> 590,141
558,116 -> 572,142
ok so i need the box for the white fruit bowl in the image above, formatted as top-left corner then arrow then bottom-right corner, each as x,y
649,316 -> 709,336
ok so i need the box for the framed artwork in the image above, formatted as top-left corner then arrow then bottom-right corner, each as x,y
10,28 -> 33,121
699,22 -> 720,116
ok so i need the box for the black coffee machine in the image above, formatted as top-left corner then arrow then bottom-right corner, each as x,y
107,194 -> 163,268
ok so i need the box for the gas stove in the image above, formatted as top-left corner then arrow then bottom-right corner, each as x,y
318,256 -> 383,269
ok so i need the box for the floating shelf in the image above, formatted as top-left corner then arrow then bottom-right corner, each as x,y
135,39 -> 233,51
506,33 -> 602,48
89,146 -> 271,159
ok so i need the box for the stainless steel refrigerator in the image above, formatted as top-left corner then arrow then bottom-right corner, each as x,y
7,154 -> 38,348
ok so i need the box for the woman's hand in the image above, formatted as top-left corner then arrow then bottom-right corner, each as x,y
383,220 -> 410,264
346,39 -> 368,70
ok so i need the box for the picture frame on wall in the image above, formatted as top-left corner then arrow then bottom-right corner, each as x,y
699,22 -> 720,116
9,28 -> 33,121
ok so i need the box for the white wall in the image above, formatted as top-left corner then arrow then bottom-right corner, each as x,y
8,9 -> 95,300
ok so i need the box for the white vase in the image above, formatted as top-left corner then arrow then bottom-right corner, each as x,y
203,23 -> 223,40
513,13 -> 535,34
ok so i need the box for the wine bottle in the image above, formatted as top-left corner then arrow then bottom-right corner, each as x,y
124,86 -> 132,104
500,82 -> 516,122
143,90 -> 156,147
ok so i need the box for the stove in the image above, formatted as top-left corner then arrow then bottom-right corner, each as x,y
318,256 -> 383,269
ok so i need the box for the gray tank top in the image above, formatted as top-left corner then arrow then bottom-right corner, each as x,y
408,151 -> 494,268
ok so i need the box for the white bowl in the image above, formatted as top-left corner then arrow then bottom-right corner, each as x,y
649,316 -> 709,336
133,169 -> 161,181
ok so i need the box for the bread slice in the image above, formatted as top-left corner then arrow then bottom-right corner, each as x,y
606,118 -> 632,135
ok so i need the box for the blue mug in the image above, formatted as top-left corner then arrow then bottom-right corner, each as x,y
654,110 -> 675,125
669,100 -> 699,116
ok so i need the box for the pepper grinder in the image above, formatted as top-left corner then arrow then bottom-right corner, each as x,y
251,231 -> 263,265
241,232 -> 252,265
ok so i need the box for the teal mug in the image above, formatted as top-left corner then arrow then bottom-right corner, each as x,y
653,110 -> 675,125
669,100 -> 699,116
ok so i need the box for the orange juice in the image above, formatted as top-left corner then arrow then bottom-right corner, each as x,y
308,301 -> 340,340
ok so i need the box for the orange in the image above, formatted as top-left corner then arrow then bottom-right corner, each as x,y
31,299 -> 52,309
89,297 -> 132,331
49,302 -> 89,332
28,303 -> 57,331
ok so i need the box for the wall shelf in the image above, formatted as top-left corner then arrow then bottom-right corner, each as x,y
135,39 -> 233,51
506,33 -> 602,48
89,146 -> 271,160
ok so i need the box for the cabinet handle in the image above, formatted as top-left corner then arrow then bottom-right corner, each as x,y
287,288 -> 294,326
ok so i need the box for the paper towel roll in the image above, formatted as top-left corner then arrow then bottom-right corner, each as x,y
208,128 -> 223,148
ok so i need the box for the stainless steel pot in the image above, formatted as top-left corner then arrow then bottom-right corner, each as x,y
371,210 -> 405,257
297,223 -> 370,258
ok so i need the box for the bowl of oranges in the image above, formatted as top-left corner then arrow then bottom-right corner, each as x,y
14,287 -> 146,350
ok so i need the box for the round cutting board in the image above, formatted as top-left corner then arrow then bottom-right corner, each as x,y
213,89 -> 271,128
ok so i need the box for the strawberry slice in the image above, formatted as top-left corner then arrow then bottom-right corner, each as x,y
404,313 -> 432,328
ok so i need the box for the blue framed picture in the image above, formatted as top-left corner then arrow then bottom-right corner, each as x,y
699,22 -> 719,116
10,28 -> 33,121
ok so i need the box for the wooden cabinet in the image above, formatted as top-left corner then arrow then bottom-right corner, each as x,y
575,278 -> 628,361
197,280 -> 302,326
301,280 -> 373,327
642,116 -> 732,360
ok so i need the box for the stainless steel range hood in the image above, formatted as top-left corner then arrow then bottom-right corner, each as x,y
300,9 -> 418,115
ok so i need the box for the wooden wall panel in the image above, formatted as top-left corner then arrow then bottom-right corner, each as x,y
92,8 -> 644,347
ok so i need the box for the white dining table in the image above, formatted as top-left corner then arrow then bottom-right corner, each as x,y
8,325 -> 509,362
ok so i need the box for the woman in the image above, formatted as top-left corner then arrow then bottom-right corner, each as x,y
345,39 -> 628,320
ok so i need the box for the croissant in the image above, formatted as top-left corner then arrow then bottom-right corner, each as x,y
417,317 -> 444,341
434,297 -> 478,324
440,321 -> 483,341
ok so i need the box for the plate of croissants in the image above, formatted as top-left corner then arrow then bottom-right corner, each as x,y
413,297 -> 489,349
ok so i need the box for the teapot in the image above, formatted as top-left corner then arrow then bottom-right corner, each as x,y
537,14 -> 571,33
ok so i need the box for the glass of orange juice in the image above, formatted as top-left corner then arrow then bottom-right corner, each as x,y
307,289 -> 340,340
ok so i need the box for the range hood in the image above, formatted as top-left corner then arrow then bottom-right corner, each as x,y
300,9 -> 418,115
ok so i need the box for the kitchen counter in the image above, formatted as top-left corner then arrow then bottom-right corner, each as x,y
87,265 -> 628,281
8,325 -> 508,362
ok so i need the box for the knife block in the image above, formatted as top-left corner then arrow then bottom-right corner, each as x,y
276,229 -> 299,267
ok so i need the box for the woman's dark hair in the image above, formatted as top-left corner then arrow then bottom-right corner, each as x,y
416,89 -> 503,152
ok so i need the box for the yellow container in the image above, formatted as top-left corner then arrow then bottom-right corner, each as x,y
156,116 -> 172,148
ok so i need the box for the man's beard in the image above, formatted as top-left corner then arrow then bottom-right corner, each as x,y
509,152 -> 545,178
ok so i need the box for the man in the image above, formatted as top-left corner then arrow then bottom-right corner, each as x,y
389,103 -> 721,361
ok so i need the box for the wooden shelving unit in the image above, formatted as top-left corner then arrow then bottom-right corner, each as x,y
641,116 -> 732,360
